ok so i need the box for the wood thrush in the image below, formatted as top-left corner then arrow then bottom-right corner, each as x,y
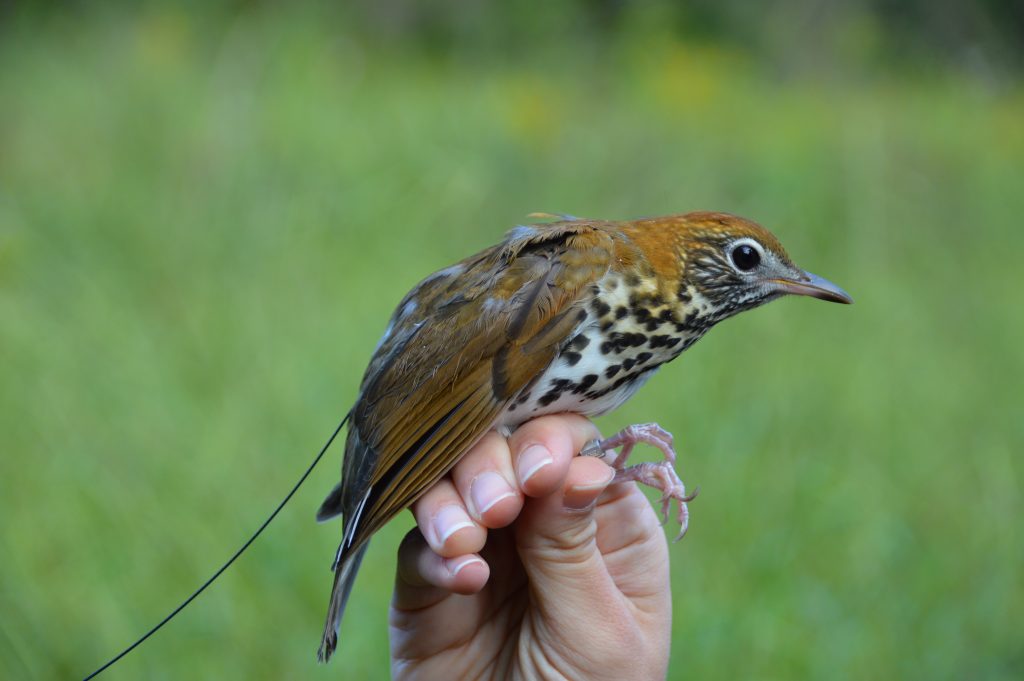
316,211 -> 851,661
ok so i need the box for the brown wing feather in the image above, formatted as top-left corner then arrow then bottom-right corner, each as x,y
326,219 -> 616,554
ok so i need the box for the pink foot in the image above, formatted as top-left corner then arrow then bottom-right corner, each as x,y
581,423 -> 697,541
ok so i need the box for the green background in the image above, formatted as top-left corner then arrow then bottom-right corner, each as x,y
1,2 -> 1021,679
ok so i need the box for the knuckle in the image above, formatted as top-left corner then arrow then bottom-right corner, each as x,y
527,517 -> 598,560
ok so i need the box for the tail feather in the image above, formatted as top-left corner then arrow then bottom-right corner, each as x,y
316,482 -> 344,522
317,542 -> 369,663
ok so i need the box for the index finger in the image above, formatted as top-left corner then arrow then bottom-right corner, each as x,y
506,414 -> 602,497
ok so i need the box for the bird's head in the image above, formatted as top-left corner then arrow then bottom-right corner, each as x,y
672,212 -> 852,324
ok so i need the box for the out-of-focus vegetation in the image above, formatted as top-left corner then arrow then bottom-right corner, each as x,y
1,2 -> 1021,679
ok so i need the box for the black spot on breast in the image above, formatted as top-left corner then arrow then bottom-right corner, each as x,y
601,331 -> 647,355
600,320 -> 613,332
570,334 -> 590,350
625,273 -> 641,287
666,336 -> 681,348
634,308 -> 651,322
538,390 -> 562,407
645,319 -> 661,332
573,374 -> 598,394
605,364 -> 621,379
591,299 -> 611,318
649,335 -> 670,348
622,358 -> 636,371
675,309 -> 702,333
563,351 -> 582,366
611,373 -> 634,390
615,306 -> 628,319
636,352 -> 653,364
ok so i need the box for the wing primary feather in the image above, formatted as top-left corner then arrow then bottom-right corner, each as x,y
365,395 -> 469,520
334,488 -> 371,569
368,367 -> 482,479
370,385 -> 504,530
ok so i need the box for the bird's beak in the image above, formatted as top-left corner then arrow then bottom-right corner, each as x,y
772,271 -> 853,304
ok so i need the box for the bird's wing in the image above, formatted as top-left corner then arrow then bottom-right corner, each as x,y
331,220 -> 616,551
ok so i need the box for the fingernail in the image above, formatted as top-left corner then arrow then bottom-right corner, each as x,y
518,444 -> 553,485
432,505 -> 475,545
447,556 -> 486,578
564,469 -> 615,510
470,471 -> 516,516
570,467 -> 616,493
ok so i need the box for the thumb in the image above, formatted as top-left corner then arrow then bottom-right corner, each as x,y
513,456 -> 619,613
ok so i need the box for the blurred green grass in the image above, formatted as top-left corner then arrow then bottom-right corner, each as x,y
1,5 -> 1022,680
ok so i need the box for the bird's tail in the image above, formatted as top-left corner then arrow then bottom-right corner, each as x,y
317,542 -> 369,663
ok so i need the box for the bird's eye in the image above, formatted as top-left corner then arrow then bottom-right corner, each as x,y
731,244 -> 761,272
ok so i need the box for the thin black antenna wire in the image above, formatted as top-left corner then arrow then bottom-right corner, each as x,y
82,413 -> 350,680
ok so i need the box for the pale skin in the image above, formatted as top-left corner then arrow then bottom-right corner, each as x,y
389,414 -> 672,681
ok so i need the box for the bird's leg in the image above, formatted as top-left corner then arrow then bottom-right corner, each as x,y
580,423 -> 697,541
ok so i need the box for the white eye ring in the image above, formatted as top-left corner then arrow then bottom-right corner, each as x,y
727,238 -> 765,273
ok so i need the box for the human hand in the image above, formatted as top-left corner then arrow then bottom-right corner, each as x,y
389,414 -> 672,680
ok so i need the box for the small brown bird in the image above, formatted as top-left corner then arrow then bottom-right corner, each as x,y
316,211 -> 851,660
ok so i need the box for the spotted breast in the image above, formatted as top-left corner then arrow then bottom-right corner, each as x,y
500,269 -> 713,426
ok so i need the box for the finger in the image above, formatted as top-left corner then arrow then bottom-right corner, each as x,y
507,413 -> 602,498
514,455 -> 621,610
450,430 -> 523,528
390,529 -> 491,663
411,476 -> 486,558
392,528 -> 490,612
593,481 -> 670,607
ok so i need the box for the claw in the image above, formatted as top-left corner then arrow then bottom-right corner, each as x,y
583,422 -> 696,539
